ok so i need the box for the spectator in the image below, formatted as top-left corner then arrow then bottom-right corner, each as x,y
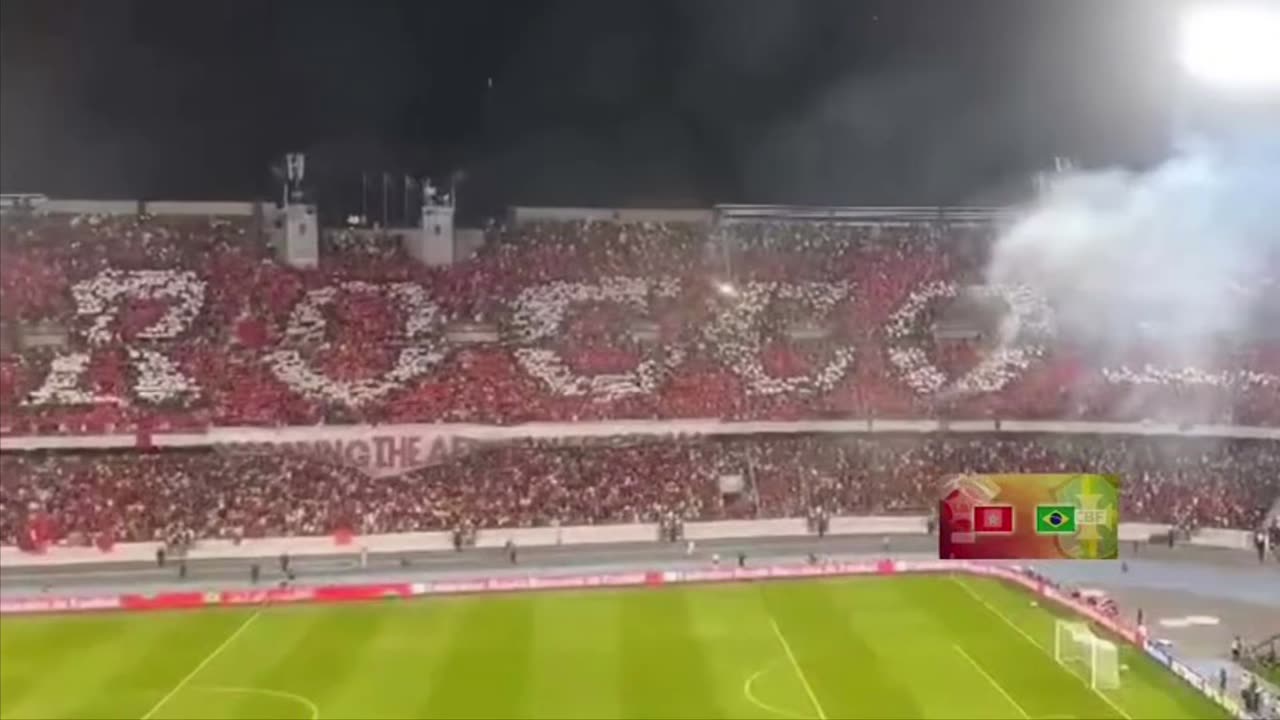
2,433 -> 1275,544
1,213 -> 1275,433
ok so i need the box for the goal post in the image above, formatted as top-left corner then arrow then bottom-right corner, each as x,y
1054,620 -> 1121,689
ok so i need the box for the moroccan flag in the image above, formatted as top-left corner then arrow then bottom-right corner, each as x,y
973,504 -> 1014,533
1035,505 -> 1078,534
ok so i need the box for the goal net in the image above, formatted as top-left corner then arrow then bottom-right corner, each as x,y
1054,620 -> 1121,689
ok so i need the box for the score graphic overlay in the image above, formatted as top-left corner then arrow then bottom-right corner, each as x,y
939,474 -> 1119,560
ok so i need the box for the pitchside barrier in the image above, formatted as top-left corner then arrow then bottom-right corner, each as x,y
0,560 -> 1248,718
1,516 -> 1252,567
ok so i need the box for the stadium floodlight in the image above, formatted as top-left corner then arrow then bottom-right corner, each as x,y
1054,620 -> 1121,690
1178,3 -> 1280,92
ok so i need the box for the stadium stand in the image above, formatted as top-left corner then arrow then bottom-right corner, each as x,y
3,434 -> 1277,545
1,211 -> 1277,433
2,207 -> 1278,551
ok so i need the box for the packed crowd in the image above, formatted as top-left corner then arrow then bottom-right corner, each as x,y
3,434 -> 1276,546
1,211 -> 1278,433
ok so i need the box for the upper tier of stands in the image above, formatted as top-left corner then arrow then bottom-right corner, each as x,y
1,211 -> 1277,434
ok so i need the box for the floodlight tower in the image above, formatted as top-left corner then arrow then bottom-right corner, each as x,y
1174,3 -> 1280,156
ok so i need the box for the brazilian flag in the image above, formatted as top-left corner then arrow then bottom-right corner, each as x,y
1035,505 -> 1077,534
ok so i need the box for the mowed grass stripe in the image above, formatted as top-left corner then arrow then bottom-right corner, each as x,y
198,606 -> 338,718
973,579 -> 1232,720
952,577 -> 1134,718
830,577 -> 995,718
1,612 -> 184,719
332,599 -> 471,717
527,591 -> 623,718
763,579 -> 923,719
620,586 -> 722,719
228,604 -> 385,718
62,611 -> 256,720
686,582 -> 807,719
936,579 -> 1120,718
848,576 -> 1031,719
286,597 -> 471,717
951,645 -> 1030,719
142,610 -> 262,720
418,592 -> 538,718
0,614 -> 131,717
121,610 -> 262,720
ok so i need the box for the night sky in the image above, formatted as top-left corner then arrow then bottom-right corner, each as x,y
1,0 -> 1183,215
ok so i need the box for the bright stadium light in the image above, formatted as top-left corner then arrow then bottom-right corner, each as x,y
1178,4 -> 1280,92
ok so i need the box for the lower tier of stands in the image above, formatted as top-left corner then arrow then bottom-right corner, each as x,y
3,433 -> 1277,547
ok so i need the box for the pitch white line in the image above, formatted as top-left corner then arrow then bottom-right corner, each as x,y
743,663 -> 809,720
953,644 -> 1030,719
194,685 -> 320,719
768,617 -> 828,720
140,611 -> 262,720
950,577 -> 1131,720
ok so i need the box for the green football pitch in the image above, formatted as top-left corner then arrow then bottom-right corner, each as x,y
0,574 -> 1227,719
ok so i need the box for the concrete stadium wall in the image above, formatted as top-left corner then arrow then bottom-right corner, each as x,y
0,517 -> 1233,569
32,199 -> 261,216
509,207 -> 713,224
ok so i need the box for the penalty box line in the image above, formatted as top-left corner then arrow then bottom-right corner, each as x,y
140,610 -> 262,720
950,577 -> 1131,720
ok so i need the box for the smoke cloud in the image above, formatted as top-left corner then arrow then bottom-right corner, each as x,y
985,134 -> 1280,414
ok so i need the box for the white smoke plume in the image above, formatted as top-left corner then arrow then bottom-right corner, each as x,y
985,137 -> 1280,416
990,146 -> 1277,352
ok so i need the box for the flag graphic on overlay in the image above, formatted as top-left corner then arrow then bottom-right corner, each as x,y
939,474 -> 1119,560
974,505 -> 1015,533
1035,505 -> 1078,534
